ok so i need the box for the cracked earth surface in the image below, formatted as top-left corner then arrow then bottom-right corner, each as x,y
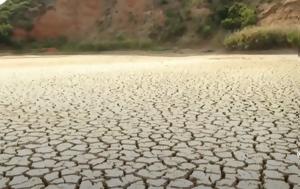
0,54 -> 299,189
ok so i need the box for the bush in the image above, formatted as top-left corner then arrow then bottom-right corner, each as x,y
0,0 -> 34,23
224,26 -> 300,50
150,10 -> 186,41
221,3 -> 257,30
197,24 -> 213,38
0,0 -> 39,45
0,23 -> 13,44
159,0 -> 168,5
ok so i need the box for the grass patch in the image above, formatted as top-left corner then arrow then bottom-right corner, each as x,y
12,38 -> 169,53
61,40 -> 158,52
224,26 -> 300,50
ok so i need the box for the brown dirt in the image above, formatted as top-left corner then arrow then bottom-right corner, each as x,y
30,0 -> 103,39
26,0 -> 165,40
259,0 -> 300,25
10,0 -> 300,41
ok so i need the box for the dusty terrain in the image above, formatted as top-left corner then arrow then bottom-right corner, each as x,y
0,54 -> 299,189
259,0 -> 300,25
11,0 -> 300,40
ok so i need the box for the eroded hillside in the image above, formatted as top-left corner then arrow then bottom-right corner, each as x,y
0,0 -> 299,49
259,0 -> 300,25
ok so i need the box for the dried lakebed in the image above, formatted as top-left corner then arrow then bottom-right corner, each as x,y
0,54 -> 299,189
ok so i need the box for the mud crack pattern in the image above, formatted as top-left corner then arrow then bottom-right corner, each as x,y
0,55 -> 299,189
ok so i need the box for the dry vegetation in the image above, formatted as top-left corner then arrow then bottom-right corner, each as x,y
0,0 -> 299,52
224,25 -> 300,50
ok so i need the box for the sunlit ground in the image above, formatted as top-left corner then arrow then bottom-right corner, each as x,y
0,54 -> 299,189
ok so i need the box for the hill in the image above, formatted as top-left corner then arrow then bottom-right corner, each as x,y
0,0 -> 299,51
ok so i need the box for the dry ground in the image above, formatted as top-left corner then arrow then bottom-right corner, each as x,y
0,54 -> 299,189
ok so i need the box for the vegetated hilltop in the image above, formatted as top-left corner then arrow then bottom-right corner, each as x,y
0,0 -> 299,51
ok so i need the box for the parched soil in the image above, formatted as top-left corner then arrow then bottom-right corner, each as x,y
0,54 -> 299,189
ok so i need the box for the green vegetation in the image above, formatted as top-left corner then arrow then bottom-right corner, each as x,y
224,26 -> 300,50
221,3 -> 257,30
0,23 -> 12,44
14,38 -> 164,53
0,0 -> 297,52
197,24 -> 213,38
196,17 -> 215,38
150,10 -> 186,41
63,40 -> 157,52
0,0 -> 36,29
0,0 -> 41,45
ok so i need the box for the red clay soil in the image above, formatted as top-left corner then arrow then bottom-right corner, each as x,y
30,0 -> 103,39
11,0 -> 300,41
23,0 -> 165,40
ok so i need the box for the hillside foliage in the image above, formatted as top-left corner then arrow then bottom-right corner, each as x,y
0,0 -> 35,44
1,0 -> 298,51
224,26 -> 300,50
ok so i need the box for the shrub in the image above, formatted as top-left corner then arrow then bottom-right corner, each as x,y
150,10 -> 186,41
159,0 -> 168,5
287,30 -> 300,48
0,0 -> 34,23
0,0 -> 39,45
224,26 -> 300,50
163,10 -> 186,40
0,23 -> 13,44
197,24 -> 213,38
221,3 -> 257,30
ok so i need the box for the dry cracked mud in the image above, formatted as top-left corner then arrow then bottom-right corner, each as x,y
0,54 -> 299,189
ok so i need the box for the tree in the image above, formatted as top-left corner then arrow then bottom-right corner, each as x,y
221,3 -> 257,31
0,23 -> 12,44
